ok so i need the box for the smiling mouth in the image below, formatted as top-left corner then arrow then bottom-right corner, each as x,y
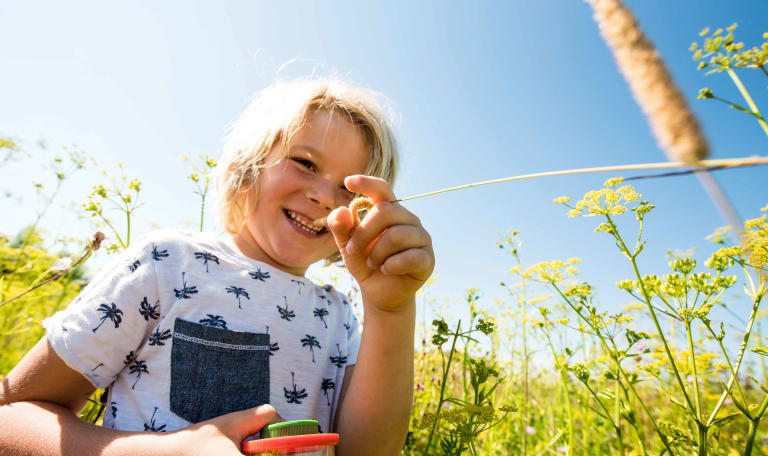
284,209 -> 327,236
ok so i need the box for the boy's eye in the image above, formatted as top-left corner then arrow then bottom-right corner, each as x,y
340,188 -> 356,202
292,158 -> 316,172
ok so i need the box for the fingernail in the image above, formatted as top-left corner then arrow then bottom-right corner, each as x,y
367,258 -> 375,269
380,265 -> 388,275
346,243 -> 356,255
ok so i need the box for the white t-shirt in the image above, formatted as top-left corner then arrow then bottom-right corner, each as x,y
43,229 -> 360,434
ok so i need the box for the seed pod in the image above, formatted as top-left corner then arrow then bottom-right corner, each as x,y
586,0 -> 709,162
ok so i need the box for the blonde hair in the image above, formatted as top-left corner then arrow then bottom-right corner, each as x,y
214,78 -> 399,258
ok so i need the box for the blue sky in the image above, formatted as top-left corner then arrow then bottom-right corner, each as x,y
1,1 -> 767,328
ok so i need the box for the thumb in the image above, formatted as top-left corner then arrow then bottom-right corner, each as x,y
227,404 -> 283,441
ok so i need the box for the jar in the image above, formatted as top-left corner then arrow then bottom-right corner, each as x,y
242,420 -> 339,456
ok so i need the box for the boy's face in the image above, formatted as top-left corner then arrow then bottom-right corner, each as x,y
234,109 -> 370,276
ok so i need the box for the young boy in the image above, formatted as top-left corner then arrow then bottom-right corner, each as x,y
0,79 -> 434,455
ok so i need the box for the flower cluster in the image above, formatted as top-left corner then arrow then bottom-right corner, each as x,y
554,178 -> 640,219
691,24 -> 768,73
521,258 -> 581,283
742,206 -> 768,268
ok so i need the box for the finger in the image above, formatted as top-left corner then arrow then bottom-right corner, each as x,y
345,202 -> 420,256
230,404 -> 283,440
327,206 -> 355,253
344,175 -> 396,204
365,225 -> 432,270
380,247 -> 435,279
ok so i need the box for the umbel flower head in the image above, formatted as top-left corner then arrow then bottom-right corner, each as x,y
554,177 -> 642,220
741,204 -> 768,268
523,258 -> 581,283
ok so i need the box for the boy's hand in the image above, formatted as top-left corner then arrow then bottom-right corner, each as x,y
328,175 -> 435,312
166,404 -> 283,455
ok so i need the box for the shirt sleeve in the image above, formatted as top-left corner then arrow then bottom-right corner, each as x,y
42,234 -> 161,389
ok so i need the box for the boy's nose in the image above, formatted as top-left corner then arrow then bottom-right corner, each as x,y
305,183 -> 334,211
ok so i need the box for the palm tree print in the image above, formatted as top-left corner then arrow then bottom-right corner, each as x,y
277,297 -> 295,321
151,244 -> 169,261
92,303 -> 123,332
291,279 -> 305,294
249,268 -> 270,281
269,341 -> 279,356
344,322 -> 351,337
321,378 -> 336,406
194,251 -> 219,272
301,334 -> 321,362
284,372 -> 308,404
148,327 -> 172,346
128,259 -> 141,272
124,351 -> 137,365
174,272 -> 198,299
91,362 -> 104,371
139,297 -> 160,320
129,359 -> 148,389
110,402 -> 117,420
313,307 -> 329,328
318,295 -> 333,306
199,314 -> 227,329
330,344 -> 348,368
225,285 -> 250,309
144,407 -> 166,432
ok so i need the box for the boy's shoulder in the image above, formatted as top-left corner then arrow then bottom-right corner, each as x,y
136,228 -> 226,250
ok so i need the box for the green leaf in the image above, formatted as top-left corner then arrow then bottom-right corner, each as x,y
711,412 -> 742,428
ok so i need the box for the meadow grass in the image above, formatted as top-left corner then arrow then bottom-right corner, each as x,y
1,22 -> 767,455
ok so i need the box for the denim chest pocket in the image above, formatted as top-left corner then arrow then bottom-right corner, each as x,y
170,318 -> 270,423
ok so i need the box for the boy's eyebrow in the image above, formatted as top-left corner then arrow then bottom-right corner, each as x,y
290,143 -> 325,158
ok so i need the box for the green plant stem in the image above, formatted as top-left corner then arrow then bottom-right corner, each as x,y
199,194 -> 206,232
685,322 -> 704,422
613,224 -> 697,417
743,393 -> 768,456
3,178 -> 65,293
423,321 -> 461,456
727,68 -> 768,137
706,324 -> 748,408
630,421 -> 648,456
580,330 -> 590,455
584,382 -> 624,455
544,332 -> 574,456
697,425 -> 708,456
744,420 -> 759,456
706,272 -> 765,427
98,213 -> 125,248
552,285 -> 677,456
125,207 -> 131,247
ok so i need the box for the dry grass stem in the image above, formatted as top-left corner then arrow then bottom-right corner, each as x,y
587,0 -> 709,162
314,196 -> 373,228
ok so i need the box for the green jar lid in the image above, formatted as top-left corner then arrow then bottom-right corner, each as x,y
260,420 -> 319,439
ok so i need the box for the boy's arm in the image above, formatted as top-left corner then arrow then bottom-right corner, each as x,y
328,176 -> 434,456
0,337 -> 281,456
333,301 -> 415,456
